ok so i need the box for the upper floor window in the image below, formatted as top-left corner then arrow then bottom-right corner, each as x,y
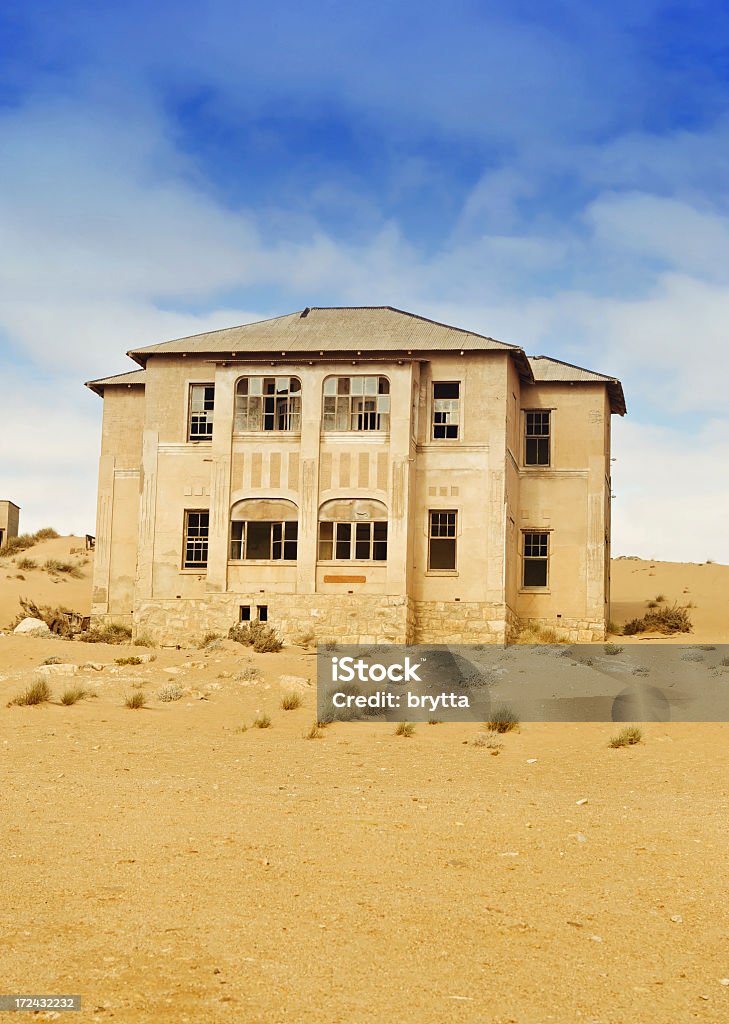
524,410 -> 551,466
522,531 -> 549,587
188,384 -> 215,441
432,381 -> 460,440
322,376 -> 390,432
428,510 -> 457,570
235,377 -> 301,432
183,510 -> 209,568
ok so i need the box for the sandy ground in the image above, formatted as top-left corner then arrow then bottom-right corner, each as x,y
1,544 -> 728,1023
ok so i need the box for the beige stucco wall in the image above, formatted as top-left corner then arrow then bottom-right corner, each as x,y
92,351 -> 614,643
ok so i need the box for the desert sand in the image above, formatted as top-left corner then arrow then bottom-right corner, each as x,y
1,543 -> 728,1023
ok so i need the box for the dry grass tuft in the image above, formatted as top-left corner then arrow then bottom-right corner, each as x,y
485,705 -> 520,733
304,722 -> 323,739
42,559 -> 83,578
115,655 -> 143,666
394,722 -> 415,737
60,686 -> 89,705
604,643 -> 623,655
9,678 -> 52,706
280,692 -> 302,711
16,557 -> 37,571
252,713 -> 272,729
609,725 -> 643,748
198,631 -> 222,649
291,628 -> 317,649
472,730 -> 503,750
124,691 -> 147,709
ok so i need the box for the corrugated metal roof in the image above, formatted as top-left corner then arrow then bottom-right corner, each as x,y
85,369 -> 146,396
528,356 -> 626,415
127,306 -> 521,359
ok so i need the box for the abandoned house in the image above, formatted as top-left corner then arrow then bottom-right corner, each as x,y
0,500 -> 20,549
85,307 -> 626,645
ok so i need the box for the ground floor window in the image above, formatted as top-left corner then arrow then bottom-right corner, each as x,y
318,520 -> 388,561
522,531 -> 549,587
183,510 -> 209,568
230,521 -> 298,560
428,510 -> 457,570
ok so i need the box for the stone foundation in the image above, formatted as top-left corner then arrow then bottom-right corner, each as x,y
413,601 -> 511,644
519,615 -> 606,642
126,593 -> 413,647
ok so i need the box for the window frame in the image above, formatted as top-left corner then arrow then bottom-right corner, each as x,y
427,509 -> 458,571
229,520 -> 298,561
523,409 -> 551,467
233,376 -> 302,433
317,519 -> 388,562
187,384 -> 215,442
182,510 -> 210,569
521,530 -> 550,589
431,381 -> 461,441
322,375 -> 391,433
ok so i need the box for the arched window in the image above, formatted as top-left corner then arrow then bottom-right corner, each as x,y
322,376 -> 390,432
235,377 -> 301,432
318,498 -> 388,562
230,499 -> 298,561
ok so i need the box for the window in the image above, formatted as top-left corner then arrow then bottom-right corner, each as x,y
428,510 -> 457,570
522,531 -> 549,587
318,521 -> 388,561
188,385 -> 215,440
183,511 -> 209,568
230,521 -> 298,560
524,410 -> 550,466
239,605 -> 251,621
257,605 -> 268,622
432,382 -> 460,439
235,377 -> 301,432
322,376 -> 390,431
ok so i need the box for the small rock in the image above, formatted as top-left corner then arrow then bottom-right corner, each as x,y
591,935 -> 603,942
719,979 -> 729,986
574,832 -> 588,843
278,674 -> 310,690
576,798 -> 588,806
82,662 -> 104,671
670,914 -> 683,924
13,617 -> 52,636
36,663 -> 79,677
164,667 -> 182,675
526,758 -> 538,764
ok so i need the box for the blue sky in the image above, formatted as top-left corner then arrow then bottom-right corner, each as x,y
1,0 -> 728,560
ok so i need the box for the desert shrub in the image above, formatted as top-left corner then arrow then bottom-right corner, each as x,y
3,534 -> 37,555
514,623 -> 566,645
604,643 -> 623,655
33,527 -> 60,540
304,722 -> 323,739
252,713 -> 272,729
609,725 -> 642,748
198,631 -> 222,649
237,664 -> 261,683
281,692 -> 302,711
17,557 -> 37,571
158,685 -> 183,702
394,722 -> 415,737
133,633 -> 156,648
472,730 -> 503,750
115,655 -> 143,665
646,601 -> 658,609
291,628 -> 316,649
10,678 -> 52,706
632,666 -> 650,676
606,621 -> 623,635
124,691 -> 146,709
60,686 -> 88,705
428,718 -> 443,725
42,559 -> 83,578
622,603 -> 692,636
228,620 -> 283,653
485,705 -> 519,733
681,650 -> 704,662
78,622 -> 133,644
654,594 -> 667,603
42,656 -> 62,666
720,657 -> 729,668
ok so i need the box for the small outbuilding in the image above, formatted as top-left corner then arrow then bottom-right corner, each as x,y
0,500 -> 20,548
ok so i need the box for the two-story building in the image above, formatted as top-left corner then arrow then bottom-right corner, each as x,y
85,306 -> 625,645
